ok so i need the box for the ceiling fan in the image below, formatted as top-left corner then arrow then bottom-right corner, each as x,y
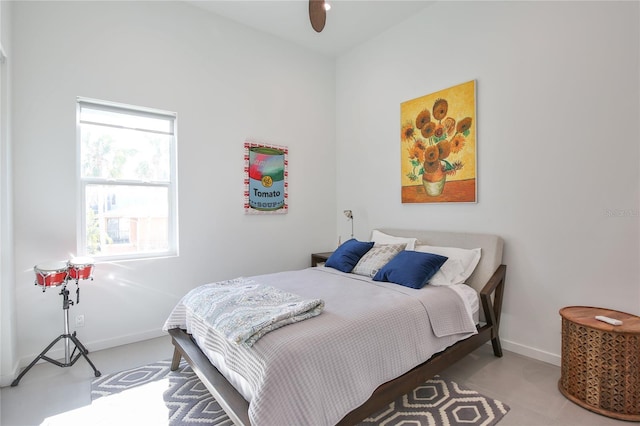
309,0 -> 329,32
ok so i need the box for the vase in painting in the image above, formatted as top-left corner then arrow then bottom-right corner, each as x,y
422,168 -> 446,197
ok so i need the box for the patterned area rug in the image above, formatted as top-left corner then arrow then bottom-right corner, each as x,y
91,360 -> 510,426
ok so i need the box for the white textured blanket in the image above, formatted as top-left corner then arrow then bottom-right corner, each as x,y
176,277 -> 324,347
164,267 -> 477,426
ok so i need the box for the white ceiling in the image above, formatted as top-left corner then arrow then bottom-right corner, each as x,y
185,0 -> 434,57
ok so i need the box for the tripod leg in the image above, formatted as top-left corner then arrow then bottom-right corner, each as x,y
69,333 -> 101,377
71,331 -> 89,354
11,335 -> 65,386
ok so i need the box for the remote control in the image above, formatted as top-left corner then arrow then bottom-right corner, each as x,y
595,315 -> 623,326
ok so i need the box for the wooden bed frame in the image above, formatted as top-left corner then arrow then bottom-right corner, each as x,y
168,230 -> 506,426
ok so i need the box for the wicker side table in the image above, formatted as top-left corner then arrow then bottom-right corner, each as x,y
559,306 -> 640,421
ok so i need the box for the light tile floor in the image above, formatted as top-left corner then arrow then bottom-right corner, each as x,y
440,345 -> 629,426
0,337 -> 629,426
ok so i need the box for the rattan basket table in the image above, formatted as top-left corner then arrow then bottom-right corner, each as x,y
559,306 -> 640,421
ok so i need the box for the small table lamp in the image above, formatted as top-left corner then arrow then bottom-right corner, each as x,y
343,209 -> 354,238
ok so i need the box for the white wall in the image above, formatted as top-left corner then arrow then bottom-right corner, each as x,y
336,1 -> 640,364
10,0 -> 336,374
0,0 -> 16,388
8,0 -> 639,381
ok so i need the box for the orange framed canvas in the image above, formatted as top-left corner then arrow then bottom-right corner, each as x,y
401,80 -> 477,203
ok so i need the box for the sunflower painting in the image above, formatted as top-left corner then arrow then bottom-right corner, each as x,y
401,80 -> 477,203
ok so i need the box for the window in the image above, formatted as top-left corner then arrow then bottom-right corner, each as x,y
77,98 -> 178,260
106,218 -> 130,244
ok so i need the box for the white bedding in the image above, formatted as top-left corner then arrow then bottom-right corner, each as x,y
164,266 -> 478,425
450,281 -> 480,324
201,279 -> 479,403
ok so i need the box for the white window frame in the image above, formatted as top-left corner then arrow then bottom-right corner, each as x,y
76,97 -> 179,261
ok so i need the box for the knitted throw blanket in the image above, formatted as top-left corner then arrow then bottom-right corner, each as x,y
179,277 -> 324,347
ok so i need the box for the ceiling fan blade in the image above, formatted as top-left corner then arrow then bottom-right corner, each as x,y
309,0 -> 326,33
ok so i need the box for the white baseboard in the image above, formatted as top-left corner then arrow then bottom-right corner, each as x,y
501,338 -> 561,366
5,331 -> 562,387
0,363 -> 19,387
78,328 -> 167,355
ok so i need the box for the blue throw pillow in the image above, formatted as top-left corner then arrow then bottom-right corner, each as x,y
325,239 -> 375,273
373,250 -> 448,289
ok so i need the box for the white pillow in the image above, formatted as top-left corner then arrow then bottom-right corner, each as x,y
370,230 -> 417,250
415,244 -> 481,286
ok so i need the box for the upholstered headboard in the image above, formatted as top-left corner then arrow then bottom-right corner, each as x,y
378,229 -> 504,294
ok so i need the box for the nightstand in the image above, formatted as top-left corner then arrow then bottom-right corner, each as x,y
311,252 -> 333,267
559,306 -> 640,421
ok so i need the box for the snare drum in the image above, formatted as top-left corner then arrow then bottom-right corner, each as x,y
68,257 -> 94,281
34,261 -> 69,287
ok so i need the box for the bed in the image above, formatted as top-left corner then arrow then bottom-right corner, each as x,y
164,229 -> 506,425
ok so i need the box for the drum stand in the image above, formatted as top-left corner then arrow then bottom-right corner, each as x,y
11,283 -> 101,386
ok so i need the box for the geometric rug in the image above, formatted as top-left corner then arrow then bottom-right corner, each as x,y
359,376 -> 510,426
91,360 -> 510,426
91,360 -> 233,426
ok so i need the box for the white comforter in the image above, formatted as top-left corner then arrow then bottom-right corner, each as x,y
163,267 -> 477,426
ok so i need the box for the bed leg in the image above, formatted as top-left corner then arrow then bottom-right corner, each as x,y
171,347 -> 182,370
480,264 -> 506,358
491,336 -> 503,357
